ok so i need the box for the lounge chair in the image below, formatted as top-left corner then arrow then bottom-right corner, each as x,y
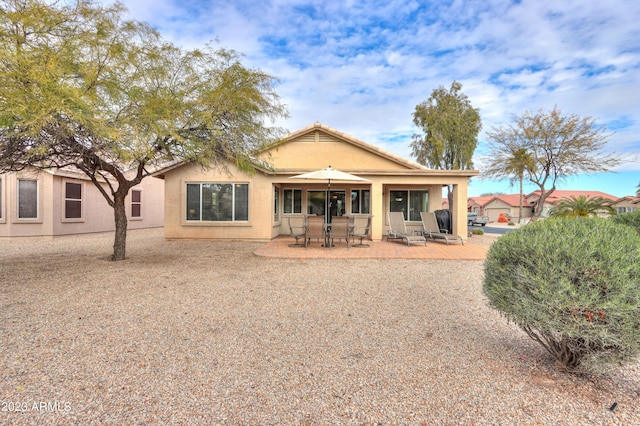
387,211 -> 426,247
419,211 -> 464,245
287,216 -> 306,247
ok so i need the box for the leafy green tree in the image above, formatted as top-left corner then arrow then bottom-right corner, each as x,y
484,107 -> 619,221
411,81 -> 481,204
484,217 -> 640,373
548,195 -> 615,218
0,0 -> 287,260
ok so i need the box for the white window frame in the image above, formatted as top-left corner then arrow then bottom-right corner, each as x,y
389,189 -> 429,222
350,189 -> 371,215
17,178 -> 39,220
617,206 -> 637,214
62,180 -> 84,222
185,182 -> 250,222
283,188 -> 302,214
130,189 -> 143,220
273,186 -> 280,224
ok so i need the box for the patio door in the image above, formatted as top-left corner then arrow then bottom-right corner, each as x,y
306,190 -> 347,217
329,191 -> 346,217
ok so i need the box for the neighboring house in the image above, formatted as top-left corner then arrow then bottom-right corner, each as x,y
614,195 -> 639,214
0,167 -> 164,237
468,190 -> 628,222
482,194 -> 534,222
526,190 -> 618,218
467,196 -> 494,216
153,122 -> 478,242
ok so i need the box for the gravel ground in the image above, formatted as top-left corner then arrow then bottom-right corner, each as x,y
1,228 -> 638,425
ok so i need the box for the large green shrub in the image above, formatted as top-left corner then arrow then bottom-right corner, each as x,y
611,210 -> 640,234
483,217 -> 640,373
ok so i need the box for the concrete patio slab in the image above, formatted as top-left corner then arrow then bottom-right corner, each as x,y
254,236 -> 489,260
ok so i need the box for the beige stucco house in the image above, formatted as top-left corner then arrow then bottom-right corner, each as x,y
469,190 -> 627,222
526,190 -> 618,218
467,195 -> 493,216
0,167 -> 164,237
154,123 -> 478,242
614,195 -> 639,214
482,194 -> 533,222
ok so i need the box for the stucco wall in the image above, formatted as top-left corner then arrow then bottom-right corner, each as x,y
162,164 -> 275,240
0,169 -> 164,237
159,124 -> 476,242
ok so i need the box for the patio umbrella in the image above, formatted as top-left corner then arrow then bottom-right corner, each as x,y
289,165 -> 370,222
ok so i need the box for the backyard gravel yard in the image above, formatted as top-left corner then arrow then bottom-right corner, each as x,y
1,228 -> 638,425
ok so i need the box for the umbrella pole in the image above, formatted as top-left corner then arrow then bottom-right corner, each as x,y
324,178 -> 333,247
326,165 -> 332,224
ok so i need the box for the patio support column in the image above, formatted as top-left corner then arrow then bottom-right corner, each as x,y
370,181 -> 384,241
450,183 -> 468,240
427,185 -> 443,211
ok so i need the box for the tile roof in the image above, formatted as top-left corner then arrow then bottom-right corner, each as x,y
468,195 -> 495,207
526,190 -> 619,203
491,194 -> 531,207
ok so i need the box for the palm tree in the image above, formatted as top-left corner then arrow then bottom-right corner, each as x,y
548,195 -> 616,218
505,148 -> 536,223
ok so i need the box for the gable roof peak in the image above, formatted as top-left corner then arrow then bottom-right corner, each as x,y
284,122 -> 430,171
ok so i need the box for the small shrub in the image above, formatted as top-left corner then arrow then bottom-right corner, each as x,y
611,210 -> 640,234
471,228 -> 484,235
483,217 -> 640,373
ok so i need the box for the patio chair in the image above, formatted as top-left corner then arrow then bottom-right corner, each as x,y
287,216 -> 307,247
387,211 -> 426,247
329,216 -> 353,250
419,211 -> 464,245
305,215 -> 326,247
351,215 -> 372,247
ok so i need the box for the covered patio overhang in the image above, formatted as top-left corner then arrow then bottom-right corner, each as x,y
271,168 -> 478,241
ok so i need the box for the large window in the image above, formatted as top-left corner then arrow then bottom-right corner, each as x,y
307,190 -> 347,216
18,179 -> 38,219
64,182 -> 83,219
389,190 -> 428,221
283,189 -> 302,214
307,190 -> 326,216
131,189 -> 142,219
617,206 -> 637,214
186,183 -> 249,222
351,189 -> 370,214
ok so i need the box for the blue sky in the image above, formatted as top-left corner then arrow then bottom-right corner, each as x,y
114,0 -> 639,197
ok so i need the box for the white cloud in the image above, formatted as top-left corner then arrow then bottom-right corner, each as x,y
111,0 -> 640,181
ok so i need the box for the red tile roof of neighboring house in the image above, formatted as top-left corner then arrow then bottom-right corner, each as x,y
616,195 -> 640,204
489,194 -> 531,207
526,190 -> 618,204
468,194 -> 532,208
468,195 -> 495,208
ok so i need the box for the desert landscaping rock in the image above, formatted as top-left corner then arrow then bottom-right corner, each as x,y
1,228 -> 638,424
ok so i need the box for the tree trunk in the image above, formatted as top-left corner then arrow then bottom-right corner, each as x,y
518,177 -> 523,224
112,193 -> 128,261
530,186 -> 554,221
